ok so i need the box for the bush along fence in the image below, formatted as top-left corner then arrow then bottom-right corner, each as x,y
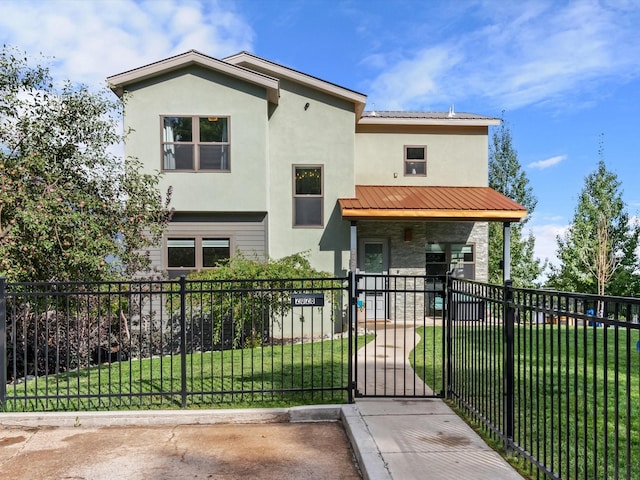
448,278 -> 640,480
0,276 -> 355,411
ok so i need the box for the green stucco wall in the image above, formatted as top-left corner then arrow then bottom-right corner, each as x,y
354,127 -> 489,186
266,79 -> 356,275
122,66 -> 269,212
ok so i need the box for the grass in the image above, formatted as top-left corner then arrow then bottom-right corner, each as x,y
410,325 -> 640,480
3,334 -> 373,412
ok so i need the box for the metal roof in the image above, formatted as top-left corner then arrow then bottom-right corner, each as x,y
339,185 -> 527,222
362,111 -> 497,120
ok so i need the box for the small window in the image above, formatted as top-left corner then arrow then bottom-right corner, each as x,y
166,237 -> 230,275
202,238 -> 230,267
293,165 -> 323,227
426,243 -> 447,276
162,116 -> 230,171
167,239 -> 196,268
426,243 -> 475,279
405,146 -> 426,176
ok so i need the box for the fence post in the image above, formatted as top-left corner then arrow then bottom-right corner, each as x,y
445,273 -> 452,398
0,277 -> 6,407
179,275 -> 187,408
504,279 -> 515,452
347,271 -> 355,403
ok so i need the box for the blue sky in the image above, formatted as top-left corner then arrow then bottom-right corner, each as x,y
2,0 -> 640,268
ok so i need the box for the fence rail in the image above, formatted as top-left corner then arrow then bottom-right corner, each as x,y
449,278 -> 640,480
0,276 -> 354,411
2,273 -> 639,479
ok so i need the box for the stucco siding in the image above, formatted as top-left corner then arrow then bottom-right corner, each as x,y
266,79 -> 356,275
355,126 -> 489,187
122,66 -> 269,213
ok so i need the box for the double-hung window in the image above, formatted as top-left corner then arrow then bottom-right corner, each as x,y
293,165 -> 323,227
162,116 -> 230,171
166,237 -> 230,277
405,145 -> 426,176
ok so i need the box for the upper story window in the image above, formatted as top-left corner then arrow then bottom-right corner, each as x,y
162,116 -> 230,171
405,146 -> 426,176
293,165 -> 323,227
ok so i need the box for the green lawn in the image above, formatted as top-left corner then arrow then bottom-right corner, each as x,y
3,334 -> 373,412
411,325 -> 640,480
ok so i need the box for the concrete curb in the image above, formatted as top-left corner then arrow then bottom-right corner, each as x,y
0,404 -> 343,428
341,404 -> 392,480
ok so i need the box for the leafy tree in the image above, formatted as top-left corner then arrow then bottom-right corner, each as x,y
0,46 -> 171,282
488,116 -> 542,286
547,153 -> 640,299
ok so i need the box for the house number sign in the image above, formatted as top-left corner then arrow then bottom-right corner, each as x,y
291,293 -> 325,307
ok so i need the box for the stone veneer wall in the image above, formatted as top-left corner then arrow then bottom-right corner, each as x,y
356,220 -> 488,281
356,220 -> 489,322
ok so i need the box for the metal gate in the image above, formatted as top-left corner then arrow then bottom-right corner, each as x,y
352,274 -> 446,398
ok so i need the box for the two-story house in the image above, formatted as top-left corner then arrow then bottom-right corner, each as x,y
108,51 -> 526,299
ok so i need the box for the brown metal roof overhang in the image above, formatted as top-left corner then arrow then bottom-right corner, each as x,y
338,186 -> 527,222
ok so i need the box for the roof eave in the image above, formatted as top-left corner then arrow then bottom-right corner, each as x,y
224,51 -> 366,116
357,117 -> 500,127
340,208 -> 527,223
107,50 -> 280,104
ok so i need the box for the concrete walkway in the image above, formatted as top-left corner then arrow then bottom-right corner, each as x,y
345,321 -> 524,479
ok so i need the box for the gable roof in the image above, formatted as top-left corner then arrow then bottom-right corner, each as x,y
224,51 -> 367,118
107,51 -> 497,126
107,50 -> 280,103
339,185 -> 527,222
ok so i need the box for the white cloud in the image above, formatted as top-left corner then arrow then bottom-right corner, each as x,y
0,0 -> 254,88
368,46 -> 463,110
366,1 -> 640,111
525,222 -> 568,268
528,154 -> 567,170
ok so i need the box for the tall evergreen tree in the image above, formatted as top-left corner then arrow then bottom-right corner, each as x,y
547,152 -> 640,298
488,116 -> 542,286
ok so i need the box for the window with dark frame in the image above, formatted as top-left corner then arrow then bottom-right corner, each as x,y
166,237 -> 230,276
162,116 -> 230,171
425,243 -> 475,279
405,145 -> 426,176
293,165 -> 323,227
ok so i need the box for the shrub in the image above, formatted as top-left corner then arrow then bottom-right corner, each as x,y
176,252 -> 339,349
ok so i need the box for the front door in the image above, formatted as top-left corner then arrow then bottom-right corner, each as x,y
359,239 -> 389,320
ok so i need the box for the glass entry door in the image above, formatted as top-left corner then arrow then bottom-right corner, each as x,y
359,239 -> 388,320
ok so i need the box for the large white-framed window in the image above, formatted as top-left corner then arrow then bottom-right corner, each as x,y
166,237 -> 231,277
425,243 -> 475,279
293,165 -> 323,227
404,145 -> 427,176
162,116 -> 230,171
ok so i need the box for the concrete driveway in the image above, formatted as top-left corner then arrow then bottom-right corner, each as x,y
0,410 -> 362,480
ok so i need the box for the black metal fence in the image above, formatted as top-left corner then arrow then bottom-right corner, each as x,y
448,278 -> 640,480
353,273 -> 445,397
0,276 -> 353,411
2,273 -> 639,479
